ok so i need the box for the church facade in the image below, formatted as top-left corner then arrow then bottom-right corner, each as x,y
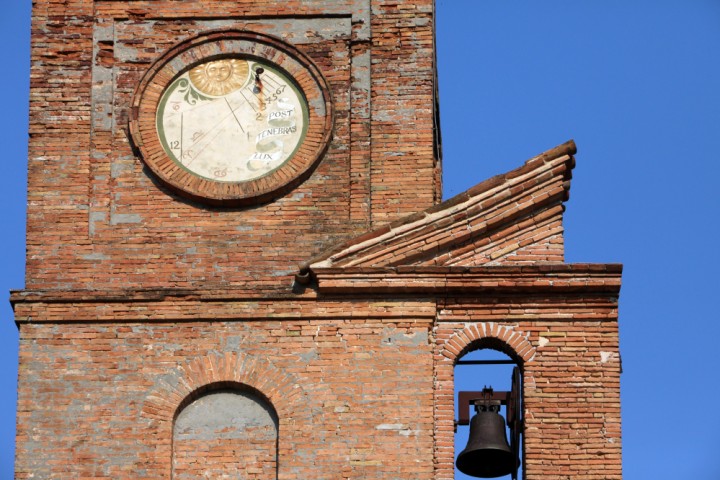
12,1 -> 622,478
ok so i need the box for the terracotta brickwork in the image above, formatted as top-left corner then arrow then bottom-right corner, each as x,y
128,30 -> 335,206
301,142 -> 574,270
432,290 -> 622,480
13,314 -> 437,478
172,390 -> 279,479
14,0 -> 622,479
24,0 -> 439,291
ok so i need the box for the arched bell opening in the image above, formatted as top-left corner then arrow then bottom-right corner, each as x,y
454,342 -> 523,480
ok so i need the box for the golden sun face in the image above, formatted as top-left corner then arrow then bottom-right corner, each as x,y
188,59 -> 250,96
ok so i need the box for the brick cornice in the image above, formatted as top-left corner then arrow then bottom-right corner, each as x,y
311,263 -> 622,295
10,286 -> 306,305
10,287 -> 438,323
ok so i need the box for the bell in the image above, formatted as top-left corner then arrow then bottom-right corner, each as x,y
456,406 -> 518,478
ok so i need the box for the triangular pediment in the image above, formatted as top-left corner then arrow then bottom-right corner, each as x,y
303,140 -> 576,270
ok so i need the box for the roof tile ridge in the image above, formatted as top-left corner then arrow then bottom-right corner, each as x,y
301,141 -> 576,270
414,150 -> 573,230
453,139 -> 575,201
424,148 -> 574,221
337,155 -> 571,267
342,162 -> 570,267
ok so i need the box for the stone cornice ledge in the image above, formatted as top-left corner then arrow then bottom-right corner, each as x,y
310,263 -> 623,295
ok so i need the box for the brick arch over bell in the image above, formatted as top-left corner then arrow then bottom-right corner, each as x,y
433,323 -> 536,479
440,323 -> 536,365
141,351 -> 321,477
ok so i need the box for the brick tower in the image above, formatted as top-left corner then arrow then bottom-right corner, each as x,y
12,1 -> 621,479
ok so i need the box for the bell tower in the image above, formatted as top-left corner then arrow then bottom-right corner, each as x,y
17,0 -> 441,294
12,1 -> 621,479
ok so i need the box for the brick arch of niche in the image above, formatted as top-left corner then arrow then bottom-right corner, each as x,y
433,323 -> 536,480
141,351 -> 321,477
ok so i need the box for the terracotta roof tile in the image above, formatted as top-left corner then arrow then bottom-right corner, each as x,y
300,140 -> 576,271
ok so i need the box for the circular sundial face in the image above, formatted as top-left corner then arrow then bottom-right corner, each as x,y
129,31 -> 333,206
156,57 -> 308,183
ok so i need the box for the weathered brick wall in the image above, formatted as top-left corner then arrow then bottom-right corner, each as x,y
434,295 -> 622,480
14,277 -> 621,479
14,306 -> 436,478
16,1 -> 622,479
25,0 -> 439,291
370,0 -> 438,225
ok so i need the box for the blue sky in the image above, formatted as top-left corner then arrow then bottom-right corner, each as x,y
2,1 -> 720,478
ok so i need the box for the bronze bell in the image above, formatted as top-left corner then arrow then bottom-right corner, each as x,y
456,404 -> 518,478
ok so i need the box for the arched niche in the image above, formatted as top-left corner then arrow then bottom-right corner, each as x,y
172,384 -> 278,479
